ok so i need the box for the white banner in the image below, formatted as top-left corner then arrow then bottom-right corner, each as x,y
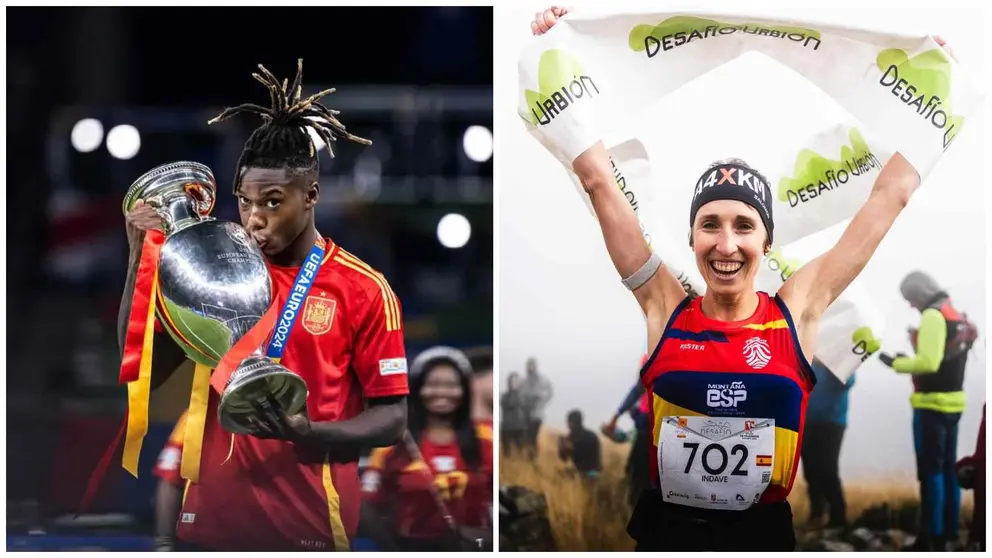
520,9 -> 983,381
518,10 -> 983,178
756,246 -> 885,383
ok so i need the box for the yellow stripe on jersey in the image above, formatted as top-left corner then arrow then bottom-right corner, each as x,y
742,319 -> 789,331
322,452 -> 351,551
476,423 -> 493,441
337,250 -> 400,330
653,394 -> 796,488
367,446 -> 394,470
321,238 -> 335,265
333,251 -> 401,332
402,460 -> 429,473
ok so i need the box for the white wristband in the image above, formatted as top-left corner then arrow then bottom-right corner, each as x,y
622,252 -> 662,291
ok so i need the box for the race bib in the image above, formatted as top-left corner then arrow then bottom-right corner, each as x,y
658,416 -> 775,510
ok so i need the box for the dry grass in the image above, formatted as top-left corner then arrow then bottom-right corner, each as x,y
499,430 -> 974,551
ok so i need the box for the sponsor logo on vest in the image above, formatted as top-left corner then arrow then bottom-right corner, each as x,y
706,381 -> 747,408
743,337 -> 772,369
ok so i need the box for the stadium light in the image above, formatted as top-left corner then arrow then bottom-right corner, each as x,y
71,118 -> 104,153
462,125 -> 493,163
107,124 -> 141,160
437,213 -> 471,249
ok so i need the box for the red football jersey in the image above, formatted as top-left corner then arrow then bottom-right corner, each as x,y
361,423 -> 493,540
153,411 -> 188,489
175,239 -> 410,551
641,293 -> 814,508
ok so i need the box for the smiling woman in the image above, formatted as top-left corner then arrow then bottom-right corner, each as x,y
528,4 -> 944,552
360,347 -> 494,551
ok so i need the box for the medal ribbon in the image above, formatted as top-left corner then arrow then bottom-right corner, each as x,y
264,239 -> 327,363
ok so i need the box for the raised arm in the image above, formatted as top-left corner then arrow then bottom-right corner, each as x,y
572,142 -> 688,351
779,152 -> 920,354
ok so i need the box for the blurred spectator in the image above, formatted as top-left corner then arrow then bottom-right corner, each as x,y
360,347 -> 493,551
466,346 -> 494,425
152,411 -> 188,552
521,357 -> 553,452
500,372 -> 529,456
801,359 -> 856,529
956,403 -> 985,551
558,410 -> 601,482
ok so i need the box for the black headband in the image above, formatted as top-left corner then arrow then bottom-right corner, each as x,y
689,162 -> 774,246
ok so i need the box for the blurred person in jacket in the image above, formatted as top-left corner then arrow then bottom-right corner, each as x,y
521,357 -> 553,452
602,354 -> 652,508
956,404 -> 985,551
800,359 -> 856,529
879,270 -> 978,551
152,411 -> 189,552
500,372 -> 530,456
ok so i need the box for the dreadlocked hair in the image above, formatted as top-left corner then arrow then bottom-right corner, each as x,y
208,58 -> 372,191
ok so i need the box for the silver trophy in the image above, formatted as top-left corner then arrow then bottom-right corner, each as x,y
122,161 -> 308,435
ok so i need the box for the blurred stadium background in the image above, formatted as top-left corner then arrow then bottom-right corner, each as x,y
6,6 -> 493,550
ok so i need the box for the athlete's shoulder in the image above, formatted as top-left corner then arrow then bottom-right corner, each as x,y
327,245 -> 398,301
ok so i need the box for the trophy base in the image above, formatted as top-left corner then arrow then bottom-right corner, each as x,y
218,355 -> 309,435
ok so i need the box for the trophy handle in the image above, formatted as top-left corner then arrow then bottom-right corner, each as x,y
184,181 -> 215,217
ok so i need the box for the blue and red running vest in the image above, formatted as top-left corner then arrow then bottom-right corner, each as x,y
640,292 -> 816,505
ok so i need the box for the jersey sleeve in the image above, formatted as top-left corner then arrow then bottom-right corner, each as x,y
153,412 -> 188,487
352,284 -> 410,399
893,309 -> 947,374
361,446 -> 396,509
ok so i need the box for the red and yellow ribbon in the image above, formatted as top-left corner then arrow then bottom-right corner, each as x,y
181,363 -> 212,482
120,230 -> 166,477
78,230 -> 165,515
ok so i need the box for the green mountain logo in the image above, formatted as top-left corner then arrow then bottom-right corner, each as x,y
520,49 -> 599,126
777,128 -> 881,207
876,48 -> 964,148
629,16 -> 821,57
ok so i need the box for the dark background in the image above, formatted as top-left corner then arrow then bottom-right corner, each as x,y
6,6 -> 493,546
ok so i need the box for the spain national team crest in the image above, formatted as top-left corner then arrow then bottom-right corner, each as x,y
302,296 -> 336,335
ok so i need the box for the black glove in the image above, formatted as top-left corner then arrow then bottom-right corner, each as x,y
878,352 -> 908,368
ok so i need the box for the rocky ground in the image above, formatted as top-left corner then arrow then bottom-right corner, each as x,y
500,485 -> 980,552
798,502 -> 976,552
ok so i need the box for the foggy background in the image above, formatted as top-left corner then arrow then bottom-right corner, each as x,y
6,6 -> 492,549
497,1 -> 986,481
